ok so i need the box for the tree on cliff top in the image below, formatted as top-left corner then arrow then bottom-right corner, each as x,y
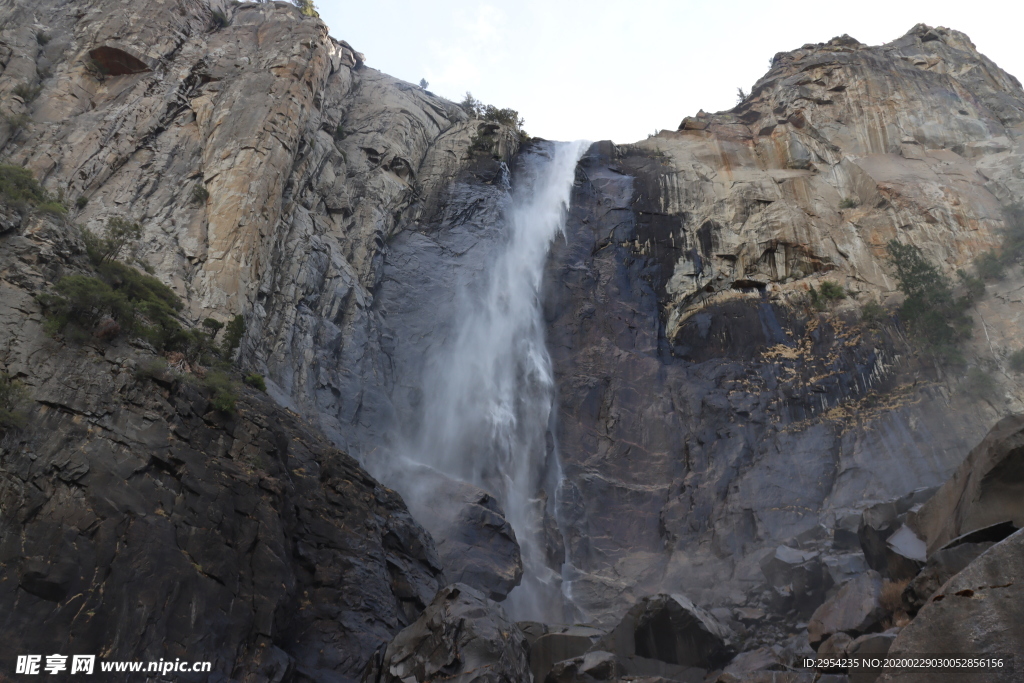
460,92 -> 526,132
292,0 -> 318,17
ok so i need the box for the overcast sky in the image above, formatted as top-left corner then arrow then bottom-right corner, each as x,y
316,0 -> 1023,144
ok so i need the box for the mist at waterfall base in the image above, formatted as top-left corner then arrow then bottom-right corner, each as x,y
375,140 -> 589,622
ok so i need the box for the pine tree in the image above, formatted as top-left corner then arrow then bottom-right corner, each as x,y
293,0 -> 319,18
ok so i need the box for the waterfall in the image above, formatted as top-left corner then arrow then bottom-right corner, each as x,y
389,140 -> 588,621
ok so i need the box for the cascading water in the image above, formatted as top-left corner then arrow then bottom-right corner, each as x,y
385,140 -> 589,621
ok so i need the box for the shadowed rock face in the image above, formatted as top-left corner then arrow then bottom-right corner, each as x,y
412,474 -> 524,601
362,583 -> 532,683
0,309 -> 443,679
537,25 -> 1024,622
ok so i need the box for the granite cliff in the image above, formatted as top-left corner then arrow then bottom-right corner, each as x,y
3,1 -> 1024,681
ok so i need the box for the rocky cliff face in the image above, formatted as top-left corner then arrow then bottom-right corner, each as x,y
542,24 -> 1024,622
0,0 -> 506,677
4,1 -> 1024,679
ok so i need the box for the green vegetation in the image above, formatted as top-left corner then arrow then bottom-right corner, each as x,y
972,249 -> 1003,280
134,356 -> 170,380
819,280 -> 846,301
2,112 -> 31,135
244,373 -> 267,392
808,280 -> 847,310
191,183 -> 209,204
210,9 -> 229,28
460,92 -> 527,134
839,197 -> 859,209
221,314 -> 245,359
0,164 -> 66,215
886,240 -> 977,363
962,367 -> 998,400
12,83 -> 42,103
202,370 -> 238,413
333,123 -> 345,141
0,164 -> 48,206
860,301 -> 888,324
736,87 -> 747,103
419,78 -> 429,90
962,205 -> 1024,282
0,372 -> 30,432
35,31 -> 50,45
37,217 -> 196,353
292,0 -> 319,17
75,195 -> 88,209
1009,349 -> 1024,373
82,216 -> 141,264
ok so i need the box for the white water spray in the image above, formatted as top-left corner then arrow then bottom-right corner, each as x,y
394,140 -> 588,621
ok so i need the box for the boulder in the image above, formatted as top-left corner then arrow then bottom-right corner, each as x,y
847,631 -> 897,683
529,625 -> 605,683
545,650 -> 624,682
808,571 -> 885,648
881,525 -> 925,579
679,117 -> 709,131
544,650 -> 706,683
721,648 -> 786,675
877,530 -> 1024,682
595,593 -> 735,670
833,512 -> 864,551
901,540 -> 993,614
822,553 -> 870,586
411,474 -> 524,601
858,506 -> 920,580
911,414 -> 1024,554
760,545 -> 834,617
817,632 -> 853,656
858,503 -> 899,571
714,673 -> 840,683
363,584 -> 531,683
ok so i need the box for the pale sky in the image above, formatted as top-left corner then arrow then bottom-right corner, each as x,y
316,0 -> 1023,144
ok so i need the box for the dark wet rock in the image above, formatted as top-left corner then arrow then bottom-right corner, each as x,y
760,546 -> 834,617
595,594 -> 735,670
545,650 -> 625,682
412,474 -> 523,601
0,355 -> 444,680
545,650 -> 707,683
363,583 -> 531,683
519,620 -> 551,646
529,625 -> 605,683
808,571 -> 884,648
858,503 -> 925,580
822,553 -> 870,586
878,530 -> 1024,682
941,520 -> 1018,548
714,672 -> 843,683
722,648 -> 786,675
912,415 -> 1024,554
833,513 -> 864,552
